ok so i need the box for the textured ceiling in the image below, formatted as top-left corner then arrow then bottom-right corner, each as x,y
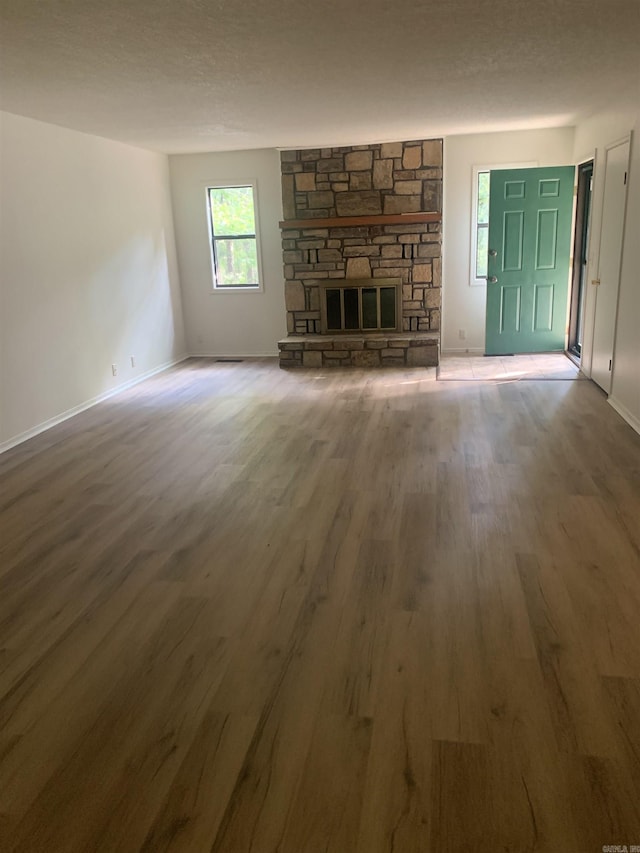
1,0 -> 638,153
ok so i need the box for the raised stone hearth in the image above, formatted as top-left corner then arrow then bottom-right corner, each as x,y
278,332 -> 438,368
279,138 -> 443,369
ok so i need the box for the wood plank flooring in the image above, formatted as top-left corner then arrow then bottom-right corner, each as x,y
1,357 -> 639,852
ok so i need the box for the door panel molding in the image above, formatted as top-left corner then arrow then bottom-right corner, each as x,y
505,180 -> 526,199
539,179 -> 560,198
533,283 -> 554,332
500,285 -> 522,333
536,209 -> 559,269
502,211 -> 524,271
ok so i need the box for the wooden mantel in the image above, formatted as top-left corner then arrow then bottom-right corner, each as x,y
279,212 -> 441,230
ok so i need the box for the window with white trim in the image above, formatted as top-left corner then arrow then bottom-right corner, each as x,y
470,161 -> 537,287
207,184 -> 262,290
473,169 -> 490,282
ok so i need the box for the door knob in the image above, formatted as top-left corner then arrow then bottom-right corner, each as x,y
488,249 -> 498,257
488,275 -> 498,283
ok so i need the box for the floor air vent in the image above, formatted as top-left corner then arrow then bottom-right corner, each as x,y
216,358 -> 244,363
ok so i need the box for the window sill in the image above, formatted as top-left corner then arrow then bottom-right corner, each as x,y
211,286 -> 262,294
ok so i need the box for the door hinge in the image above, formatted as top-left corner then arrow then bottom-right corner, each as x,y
624,171 -> 627,185
591,278 -> 601,286
609,359 -> 612,372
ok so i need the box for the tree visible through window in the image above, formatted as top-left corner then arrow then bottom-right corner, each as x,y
207,185 -> 260,289
475,170 -> 490,280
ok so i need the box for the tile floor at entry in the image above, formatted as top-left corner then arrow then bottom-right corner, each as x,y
438,352 -> 585,381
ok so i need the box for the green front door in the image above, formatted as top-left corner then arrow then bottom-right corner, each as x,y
485,166 -> 575,355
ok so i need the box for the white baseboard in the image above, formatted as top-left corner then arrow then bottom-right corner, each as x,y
0,354 -> 189,455
441,347 -> 484,355
608,396 -> 640,436
189,351 -> 279,358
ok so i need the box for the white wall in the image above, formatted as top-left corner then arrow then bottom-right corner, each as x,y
169,150 -> 286,356
573,90 -> 640,432
0,111 -> 186,449
442,127 -> 575,353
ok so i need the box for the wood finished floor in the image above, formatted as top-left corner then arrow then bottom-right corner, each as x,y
1,357 -> 640,852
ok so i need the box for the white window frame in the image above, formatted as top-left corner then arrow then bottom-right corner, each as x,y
206,180 -> 264,293
470,161 -> 537,287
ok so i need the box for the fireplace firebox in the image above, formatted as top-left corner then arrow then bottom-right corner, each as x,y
320,278 -> 402,334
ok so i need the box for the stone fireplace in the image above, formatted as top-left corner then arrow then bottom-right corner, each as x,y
277,138 -> 442,368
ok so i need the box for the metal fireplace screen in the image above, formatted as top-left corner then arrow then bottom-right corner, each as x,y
319,278 -> 402,334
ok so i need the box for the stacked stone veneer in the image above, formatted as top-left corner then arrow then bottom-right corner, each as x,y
279,138 -> 443,368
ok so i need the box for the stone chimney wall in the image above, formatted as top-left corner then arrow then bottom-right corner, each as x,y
280,139 -> 443,336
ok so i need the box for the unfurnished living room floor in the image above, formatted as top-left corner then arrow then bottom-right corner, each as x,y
1,358 -> 639,852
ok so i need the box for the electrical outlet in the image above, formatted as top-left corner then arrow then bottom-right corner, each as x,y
130,356 -> 136,368
111,364 -> 118,377
458,329 -> 466,341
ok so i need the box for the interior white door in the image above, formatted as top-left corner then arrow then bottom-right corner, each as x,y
591,139 -> 630,393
